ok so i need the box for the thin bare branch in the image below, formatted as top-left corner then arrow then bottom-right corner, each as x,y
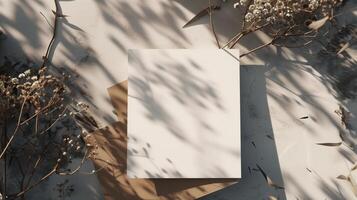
41,0 -> 61,68
208,0 -> 221,48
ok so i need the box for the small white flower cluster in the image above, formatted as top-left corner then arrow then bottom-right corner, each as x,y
235,0 -> 342,25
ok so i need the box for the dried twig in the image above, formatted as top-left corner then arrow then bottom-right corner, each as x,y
220,0 -> 349,57
13,163 -> 59,199
39,107 -> 68,135
240,39 -> 274,57
182,4 -> 220,28
0,96 -> 29,159
56,149 -> 89,176
208,0 -> 220,48
41,0 -> 61,68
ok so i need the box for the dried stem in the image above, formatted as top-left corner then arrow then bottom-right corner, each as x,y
41,0 -> 61,68
229,22 -> 270,48
0,96 -> 28,159
13,163 -> 59,199
0,96 -> 59,159
221,22 -> 269,49
56,149 -> 89,176
39,107 -> 68,135
240,38 -> 275,58
208,0 -> 220,48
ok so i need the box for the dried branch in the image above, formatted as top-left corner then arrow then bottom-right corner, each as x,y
182,4 -> 220,28
39,107 -> 68,135
240,38 -> 275,58
0,94 -> 60,159
208,0 -> 221,48
56,149 -> 89,176
221,0 -> 348,56
0,96 -> 29,159
41,0 -> 61,68
0,0 -> 92,198
13,163 -> 59,199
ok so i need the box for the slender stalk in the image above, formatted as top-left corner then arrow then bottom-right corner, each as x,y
57,149 -> 89,176
41,0 -> 61,68
2,118 -> 7,198
13,163 -> 59,199
221,32 -> 243,49
0,97 -> 28,159
208,0 -> 220,48
240,39 -> 274,58
39,107 -> 68,135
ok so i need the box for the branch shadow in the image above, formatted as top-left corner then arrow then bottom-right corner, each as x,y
201,65 -> 286,200
0,0 -> 356,199
85,80 -> 238,200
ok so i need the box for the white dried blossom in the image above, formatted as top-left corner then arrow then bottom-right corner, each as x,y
262,8 -> 269,15
276,1 -> 284,9
253,9 -> 261,16
18,73 -> 25,79
240,0 -> 247,5
264,2 -> 272,10
309,0 -> 320,10
245,12 -> 254,22
238,0 -> 341,25
24,69 -> 31,76
11,78 -> 19,84
31,81 -> 39,88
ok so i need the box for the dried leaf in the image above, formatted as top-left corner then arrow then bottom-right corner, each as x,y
183,5 -> 220,28
256,164 -> 284,189
268,196 -> 278,200
252,141 -> 256,148
337,175 -> 348,180
316,142 -> 342,147
337,42 -> 350,54
351,164 -> 357,171
266,135 -> 274,140
52,10 -> 69,18
308,16 -> 329,30
320,24 -> 357,60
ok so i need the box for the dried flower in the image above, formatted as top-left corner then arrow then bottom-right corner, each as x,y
234,0 -> 342,25
31,81 -> 39,88
18,73 -> 25,78
11,78 -> 19,84
24,69 -> 31,76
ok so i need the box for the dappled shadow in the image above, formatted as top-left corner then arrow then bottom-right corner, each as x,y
202,66 -> 286,200
85,80 -> 237,200
0,0 -> 243,127
127,50 -> 240,179
0,0 -> 356,199
128,51 -> 225,141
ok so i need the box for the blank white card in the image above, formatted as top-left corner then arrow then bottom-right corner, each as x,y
127,49 -> 240,178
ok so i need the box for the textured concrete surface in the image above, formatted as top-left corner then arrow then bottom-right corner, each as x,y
0,0 -> 356,199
